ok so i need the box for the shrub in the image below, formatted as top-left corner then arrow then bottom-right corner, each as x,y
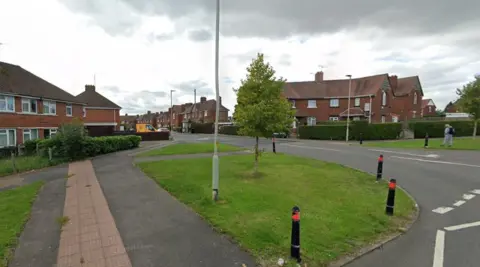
219,125 -> 239,135
23,139 -> 40,155
191,122 -> 214,134
408,120 -> 479,138
299,121 -> 403,140
299,125 -> 347,140
83,135 -> 141,157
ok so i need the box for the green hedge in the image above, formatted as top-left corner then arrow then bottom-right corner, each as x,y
299,125 -> 348,140
219,125 -> 239,135
408,120 -> 479,138
191,122 -> 214,134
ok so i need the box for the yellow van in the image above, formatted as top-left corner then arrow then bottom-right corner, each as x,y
136,124 -> 157,132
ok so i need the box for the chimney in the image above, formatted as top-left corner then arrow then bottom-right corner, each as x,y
314,71 -> 324,82
390,75 -> 398,89
200,96 -> 207,103
85,84 -> 96,92
147,110 -> 151,114
219,96 -> 222,106
125,113 -> 128,116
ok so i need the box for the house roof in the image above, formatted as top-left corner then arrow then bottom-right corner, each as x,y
76,85 -> 121,109
182,99 -> 229,114
284,74 -> 389,99
120,115 -> 136,122
339,107 -> 365,117
394,76 -> 424,97
422,99 -> 435,108
0,61 -> 83,104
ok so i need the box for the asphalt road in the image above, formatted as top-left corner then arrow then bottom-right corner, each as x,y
173,133 -> 480,267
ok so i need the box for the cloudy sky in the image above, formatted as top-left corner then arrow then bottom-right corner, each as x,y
1,0 -> 479,115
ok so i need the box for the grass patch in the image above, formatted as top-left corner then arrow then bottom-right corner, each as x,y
364,137 -> 480,150
136,142 -> 245,157
56,216 -> 70,228
137,153 -> 416,266
0,156 -> 64,177
0,182 -> 43,267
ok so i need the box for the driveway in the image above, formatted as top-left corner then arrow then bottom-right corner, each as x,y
175,133 -> 480,267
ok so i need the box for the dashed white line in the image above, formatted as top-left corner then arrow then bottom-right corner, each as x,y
368,149 -> 440,158
471,189 -> 480,194
432,207 -> 454,214
391,156 -> 480,168
433,230 -> 445,267
453,200 -> 466,207
463,194 -> 475,200
444,221 -> 480,232
282,144 -> 344,152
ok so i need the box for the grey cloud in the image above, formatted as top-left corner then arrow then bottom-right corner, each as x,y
187,29 -> 213,42
171,79 -> 213,96
59,0 -> 480,39
278,54 -> 292,66
147,32 -> 176,42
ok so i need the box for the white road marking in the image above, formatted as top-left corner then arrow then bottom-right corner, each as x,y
368,149 -> 440,158
282,144 -> 344,152
444,221 -> 480,232
453,200 -> 466,207
391,156 -> 480,168
471,189 -> 480,194
433,230 -> 445,267
463,194 -> 476,200
432,207 -> 454,214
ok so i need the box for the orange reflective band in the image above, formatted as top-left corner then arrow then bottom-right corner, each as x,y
389,182 -> 396,189
292,213 -> 300,221
378,157 -> 383,162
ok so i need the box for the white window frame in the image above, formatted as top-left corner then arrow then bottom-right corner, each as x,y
354,98 -> 360,107
43,100 -> 57,115
0,129 -> 16,147
413,92 -> 418,104
22,98 -> 38,113
307,116 -> 316,126
364,102 -> 370,112
66,103 -> 73,116
428,106 -> 432,113
307,100 -> 317,108
381,115 -> 386,123
44,128 -> 57,139
392,116 -> 398,123
0,95 -> 15,112
23,129 -> 39,142
413,110 -> 417,118
353,117 -> 360,121
291,100 -> 296,108
329,99 -> 339,107
204,110 -> 208,116
329,116 -> 339,121
382,91 -> 387,106
83,107 -> 87,117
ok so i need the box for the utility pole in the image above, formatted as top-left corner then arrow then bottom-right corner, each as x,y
170,90 -> 175,131
212,0 -> 220,202
346,75 -> 352,142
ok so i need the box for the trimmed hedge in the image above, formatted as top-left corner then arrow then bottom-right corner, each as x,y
191,122 -> 214,134
219,125 -> 239,135
299,125 -> 348,140
408,120 -> 479,138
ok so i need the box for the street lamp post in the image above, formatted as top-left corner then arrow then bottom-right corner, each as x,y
212,0 -> 220,201
346,75 -> 352,142
170,89 -> 175,131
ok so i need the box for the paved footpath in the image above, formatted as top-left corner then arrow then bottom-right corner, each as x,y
57,160 -> 132,267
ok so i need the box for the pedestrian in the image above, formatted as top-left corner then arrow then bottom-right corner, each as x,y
441,124 -> 454,147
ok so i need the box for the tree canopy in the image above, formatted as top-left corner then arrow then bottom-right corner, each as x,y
456,75 -> 480,138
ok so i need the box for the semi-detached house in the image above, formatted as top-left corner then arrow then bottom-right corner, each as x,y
283,71 -> 424,127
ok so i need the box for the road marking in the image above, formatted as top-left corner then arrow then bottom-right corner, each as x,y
432,207 -> 454,214
433,230 -> 445,267
283,144 -> 343,152
471,189 -> 480,194
463,194 -> 475,200
391,156 -> 480,168
368,149 -> 440,158
444,221 -> 480,232
453,200 -> 466,207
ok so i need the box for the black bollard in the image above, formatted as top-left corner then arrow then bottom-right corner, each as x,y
291,206 -> 301,263
424,133 -> 429,148
385,179 -> 396,216
272,136 -> 276,154
359,133 -> 363,145
376,155 -> 384,181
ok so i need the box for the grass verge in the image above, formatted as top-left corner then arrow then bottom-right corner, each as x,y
0,182 -> 43,267
364,137 -> 480,150
136,142 -> 245,157
0,156 -> 64,177
137,153 -> 416,266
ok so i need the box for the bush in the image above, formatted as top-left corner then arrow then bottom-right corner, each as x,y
299,125 -> 347,140
83,135 -> 141,157
23,140 -> 40,155
191,122 -> 214,134
219,125 -> 239,135
408,120 -> 479,138
299,121 -> 403,140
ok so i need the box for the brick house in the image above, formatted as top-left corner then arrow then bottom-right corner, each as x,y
75,85 -> 121,136
444,101 -> 460,113
283,72 -> 424,127
0,61 -> 85,147
119,114 -> 137,131
136,111 -> 160,128
180,97 -> 229,131
421,99 -> 437,117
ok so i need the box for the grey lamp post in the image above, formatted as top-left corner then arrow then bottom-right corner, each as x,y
212,0 -> 220,201
345,75 -> 352,142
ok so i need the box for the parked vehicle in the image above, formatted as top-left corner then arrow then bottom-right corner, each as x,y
158,127 -> 170,133
136,123 -> 157,132
273,131 -> 290,138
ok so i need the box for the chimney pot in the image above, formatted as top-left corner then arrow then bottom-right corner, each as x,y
200,96 -> 207,103
85,84 -> 96,91
147,110 -> 151,114
390,75 -> 398,89
314,71 -> 324,82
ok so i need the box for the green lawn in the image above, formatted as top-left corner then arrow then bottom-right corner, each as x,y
364,137 -> 480,150
136,142 -> 245,157
0,156 -> 59,177
137,153 -> 416,266
0,182 -> 43,267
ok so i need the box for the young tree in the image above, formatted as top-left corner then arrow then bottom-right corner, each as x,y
233,53 -> 295,172
456,75 -> 480,138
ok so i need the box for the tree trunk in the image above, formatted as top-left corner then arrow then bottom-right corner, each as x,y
473,120 -> 478,139
254,136 -> 259,173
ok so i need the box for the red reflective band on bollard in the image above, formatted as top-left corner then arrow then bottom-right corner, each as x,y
292,212 -> 300,222
389,181 -> 396,190
378,155 -> 383,162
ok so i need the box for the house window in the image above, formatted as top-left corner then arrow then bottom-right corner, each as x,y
329,116 -> 339,121
83,107 -> 87,117
23,129 -> 39,142
66,104 -> 73,116
22,98 -> 37,113
43,100 -> 56,115
413,110 -> 416,118
307,116 -> 316,126
428,106 -> 432,112
204,110 -> 208,116
44,129 -> 57,139
0,95 -> 15,112
381,115 -> 386,123
307,100 -> 317,108
353,117 -> 360,121
382,91 -> 387,106
364,102 -> 370,111
329,99 -> 339,107
0,129 -> 16,147
413,92 -> 417,104
292,100 -> 296,108
392,116 -> 398,123
354,98 -> 360,107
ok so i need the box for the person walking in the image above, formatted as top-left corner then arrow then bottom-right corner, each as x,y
442,124 -> 454,147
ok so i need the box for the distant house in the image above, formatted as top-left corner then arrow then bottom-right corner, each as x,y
444,101 -> 460,113
421,99 -> 437,117
76,85 -> 121,137
181,97 -> 229,131
119,113 -> 137,131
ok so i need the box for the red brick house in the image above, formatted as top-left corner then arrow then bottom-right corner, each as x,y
0,61 -> 85,147
75,85 -> 121,136
283,71 -> 424,127
181,97 -> 229,130
444,101 -> 460,113
119,113 -> 137,131
421,99 -> 437,117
